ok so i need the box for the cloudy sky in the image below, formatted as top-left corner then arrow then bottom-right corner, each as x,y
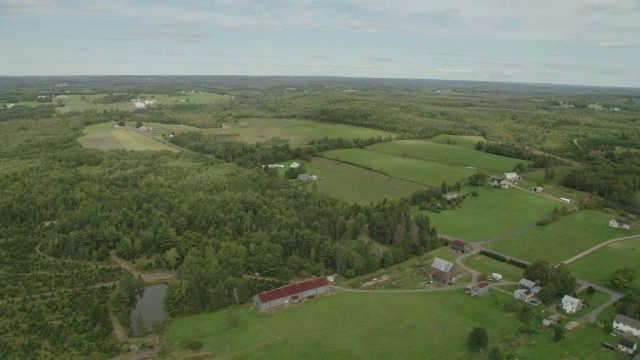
1,0 -> 639,87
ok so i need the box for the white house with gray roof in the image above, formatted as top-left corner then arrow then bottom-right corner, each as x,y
614,314 -> 640,337
561,295 -> 583,314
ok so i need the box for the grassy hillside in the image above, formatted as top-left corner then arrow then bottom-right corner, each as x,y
486,210 -> 640,264
169,291 -> 618,360
294,157 -> 427,204
420,186 -> 559,241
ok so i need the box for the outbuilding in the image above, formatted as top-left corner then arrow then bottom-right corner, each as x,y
618,337 -> 637,354
614,314 -> 640,337
253,277 -> 330,311
431,257 -> 457,284
451,239 -> 472,253
610,218 -> 632,230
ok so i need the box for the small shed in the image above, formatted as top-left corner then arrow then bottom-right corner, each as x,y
468,281 -> 490,296
491,273 -> 503,281
532,186 -> 543,193
503,172 -> 521,182
443,192 -> 459,201
451,239 -> 472,253
610,218 -> 632,230
618,337 -> 637,354
290,162 -> 300,168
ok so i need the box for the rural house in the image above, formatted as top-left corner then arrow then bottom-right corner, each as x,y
614,314 -> 640,337
610,218 -> 632,230
561,295 -> 583,314
518,278 -> 540,293
451,239 -> 472,253
490,178 -> 509,189
467,281 -> 489,296
618,337 -> 637,354
431,257 -> 456,284
253,277 -> 330,311
503,172 -> 521,182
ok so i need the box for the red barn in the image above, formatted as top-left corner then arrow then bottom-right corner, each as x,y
253,277 -> 330,311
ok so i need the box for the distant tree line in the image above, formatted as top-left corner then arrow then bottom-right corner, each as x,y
0,104 -> 56,122
474,141 -> 558,168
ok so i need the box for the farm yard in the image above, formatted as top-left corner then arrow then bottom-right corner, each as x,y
213,118 -> 396,146
419,186 -> 559,241
462,254 -> 524,282
169,290 -> 620,360
486,210 -> 640,264
569,237 -> 640,292
292,157 -> 428,204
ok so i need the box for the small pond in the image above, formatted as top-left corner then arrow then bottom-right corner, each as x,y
130,284 -> 168,333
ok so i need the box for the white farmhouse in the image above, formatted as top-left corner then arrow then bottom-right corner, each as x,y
614,314 -> 640,337
561,295 -> 582,314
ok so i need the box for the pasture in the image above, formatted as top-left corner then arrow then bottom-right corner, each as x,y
421,186 -> 559,241
322,148 -> 474,186
55,92 -> 226,113
169,290 -> 618,360
368,140 -> 527,173
569,237 -> 640,291
295,157 -> 427,204
80,123 -> 177,151
486,210 -> 640,264
216,118 -> 395,146
462,254 -> 524,282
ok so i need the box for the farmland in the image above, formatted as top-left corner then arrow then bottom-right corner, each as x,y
462,254 -> 524,282
292,157 -> 427,204
215,118 -> 396,146
569,238 -> 640,291
55,92 -> 226,113
323,148 -> 474,186
367,140 -> 529,173
419,186 -> 559,241
79,123 -> 178,151
486,210 -> 640,264
169,290 -> 619,360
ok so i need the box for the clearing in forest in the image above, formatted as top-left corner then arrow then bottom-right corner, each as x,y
80,124 -> 177,151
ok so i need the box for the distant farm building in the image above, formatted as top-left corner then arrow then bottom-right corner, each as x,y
614,314 -> 640,337
467,281 -> 489,296
503,172 -> 521,182
451,239 -> 472,253
290,162 -> 300,169
431,257 -> 456,284
561,295 -> 583,314
618,337 -> 637,354
491,273 -> 503,281
252,277 -> 330,311
532,186 -> 543,193
515,278 -> 541,301
296,174 -> 319,181
490,178 -> 509,189
513,289 -> 535,302
443,192 -> 459,201
610,218 -> 632,230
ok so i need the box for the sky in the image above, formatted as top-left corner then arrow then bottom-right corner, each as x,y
1,0 -> 639,87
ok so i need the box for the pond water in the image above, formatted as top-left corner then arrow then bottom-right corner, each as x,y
130,284 -> 168,333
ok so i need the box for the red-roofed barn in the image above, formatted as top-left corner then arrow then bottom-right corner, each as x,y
253,277 -> 330,311
451,239 -> 472,253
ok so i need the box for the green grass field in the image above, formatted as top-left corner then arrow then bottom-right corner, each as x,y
294,157 -> 427,204
419,186 -> 559,241
56,92 -> 226,113
486,210 -> 640,264
462,254 -> 524,282
323,148 -> 474,186
169,291 -> 618,360
367,140 -> 529,173
79,123 -> 177,151
569,238 -> 640,292
213,118 -> 396,146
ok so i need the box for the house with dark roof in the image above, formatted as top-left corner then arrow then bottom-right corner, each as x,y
252,277 -> 330,311
610,218 -> 632,230
431,257 -> 456,284
451,239 -> 472,253
618,337 -> 637,354
614,314 -> 640,337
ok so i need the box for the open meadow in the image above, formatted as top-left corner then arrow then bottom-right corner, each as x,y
368,140 -> 529,173
427,134 -> 488,149
323,148 -> 474,186
169,290 -> 619,360
418,186 -> 559,241
55,92 -> 226,113
79,123 -> 178,151
569,237 -> 640,291
293,157 -> 427,204
486,210 -> 640,264
213,118 -> 396,146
